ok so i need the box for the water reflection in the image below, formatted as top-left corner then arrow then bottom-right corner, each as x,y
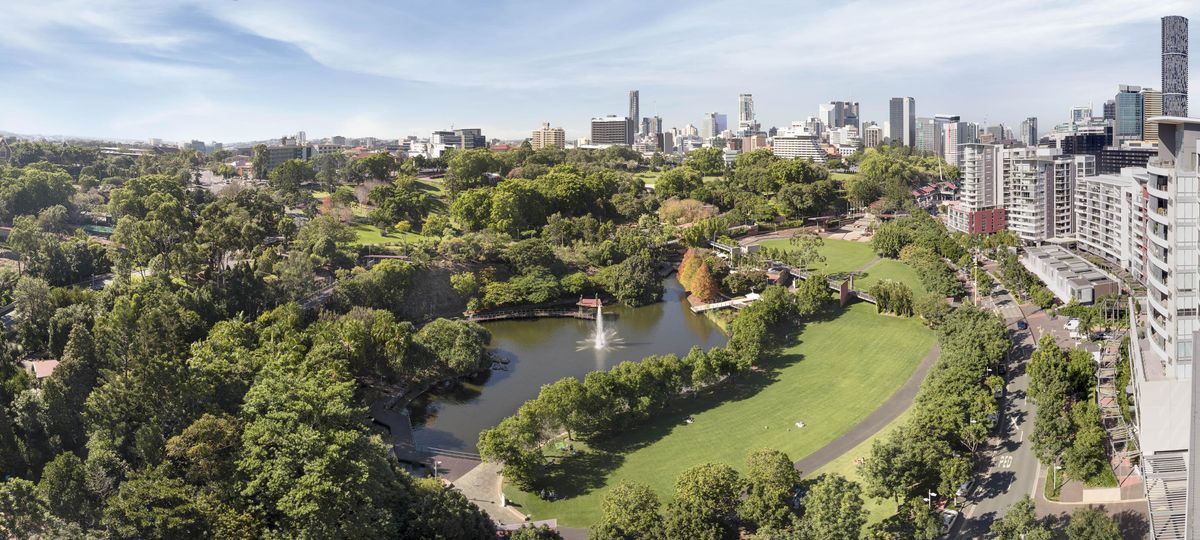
409,278 -> 728,451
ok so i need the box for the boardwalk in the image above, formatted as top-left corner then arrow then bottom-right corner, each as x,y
465,308 -> 598,323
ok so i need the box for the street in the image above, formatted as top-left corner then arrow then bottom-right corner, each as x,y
952,264 -> 1090,538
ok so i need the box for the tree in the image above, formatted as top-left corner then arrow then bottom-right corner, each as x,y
446,148 -> 500,194
1065,507 -> 1121,540
0,478 -> 49,538
798,474 -> 866,540
251,144 -> 268,179
741,448 -> 800,530
38,452 -> 97,527
989,496 -> 1052,540
12,275 -> 54,349
786,233 -> 826,270
598,254 -> 663,307
684,147 -> 725,176
101,470 -> 216,539
689,261 -> 721,302
509,525 -> 563,539
593,481 -> 662,539
314,152 -> 349,190
267,159 -> 314,199
656,166 -> 703,199
914,293 -> 951,328
871,221 -> 910,258
672,463 -> 743,529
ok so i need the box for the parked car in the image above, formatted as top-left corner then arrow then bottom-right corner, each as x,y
941,509 -> 960,535
955,480 -> 976,499
1016,320 -> 1028,330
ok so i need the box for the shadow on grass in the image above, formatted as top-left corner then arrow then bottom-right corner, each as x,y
526,308 -> 864,499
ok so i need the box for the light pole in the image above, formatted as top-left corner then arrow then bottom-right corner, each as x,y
923,489 -> 938,510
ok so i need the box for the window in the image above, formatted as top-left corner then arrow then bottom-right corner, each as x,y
1178,308 -> 1198,318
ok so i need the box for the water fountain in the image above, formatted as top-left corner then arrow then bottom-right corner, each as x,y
578,299 -> 622,351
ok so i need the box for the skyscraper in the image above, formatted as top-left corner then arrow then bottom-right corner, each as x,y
1020,117 -> 1038,146
738,93 -> 756,133
1162,15 -> 1189,117
1103,100 -> 1117,121
889,97 -> 915,148
1143,88 -> 1163,144
629,91 -> 641,135
915,117 -> 941,156
1114,84 -> 1144,143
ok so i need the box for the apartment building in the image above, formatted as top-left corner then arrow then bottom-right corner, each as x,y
771,132 -> 826,163
1075,170 -> 1146,280
1002,148 -> 1093,243
945,143 -> 1006,234
531,122 -> 566,150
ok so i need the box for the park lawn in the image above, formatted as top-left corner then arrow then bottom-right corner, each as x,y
636,171 -> 723,188
807,407 -> 915,524
854,259 -> 929,296
349,222 -> 422,245
503,302 -> 935,527
757,237 -> 878,274
830,172 -> 857,182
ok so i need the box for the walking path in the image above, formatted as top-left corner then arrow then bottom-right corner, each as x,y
454,461 -> 529,526
793,341 -> 940,476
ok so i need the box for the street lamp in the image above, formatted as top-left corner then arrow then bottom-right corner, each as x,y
923,489 -> 938,509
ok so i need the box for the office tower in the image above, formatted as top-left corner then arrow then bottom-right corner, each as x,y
683,124 -> 698,138
1162,15 -> 1188,116
1142,88 -> 1163,144
738,93 -> 756,133
818,103 -> 837,129
863,124 -> 883,149
889,97 -> 916,147
943,120 -> 973,166
844,102 -> 860,130
916,118 -> 941,156
629,91 -> 641,134
1103,99 -> 1117,121
661,132 -> 674,153
700,112 -> 715,139
296,131 -> 307,146
1020,117 -> 1038,146
1115,85 -> 1145,143
986,125 -> 1006,143
647,116 -> 662,134
590,116 -> 635,145
715,114 -> 728,134
946,143 -> 1006,234
531,122 -> 565,150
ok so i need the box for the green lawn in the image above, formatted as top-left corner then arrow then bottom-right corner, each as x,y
757,237 -> 877,274
635,171 -> 722,188
807,407 -> 914,524
504,302 -> 935,527
349,222 -> 422,245
830,172 -> 857,182
854,259 -> 929,296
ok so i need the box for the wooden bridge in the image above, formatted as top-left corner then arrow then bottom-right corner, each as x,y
788,268 -> 877,305
464,307 -> 599,323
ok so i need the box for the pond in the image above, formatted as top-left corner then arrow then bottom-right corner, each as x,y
408,278 -> 729,452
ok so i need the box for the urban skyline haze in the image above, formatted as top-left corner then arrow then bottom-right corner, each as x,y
1,0 -> 1198,142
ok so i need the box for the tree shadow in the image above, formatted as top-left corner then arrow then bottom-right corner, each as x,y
1113,508 -> 1150,539
975,470 -> 1016,501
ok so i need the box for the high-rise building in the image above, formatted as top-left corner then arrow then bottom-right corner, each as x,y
817,101 -> 860,131
889,97 -> 916,147
985,125 -> 1006,143
1142,88 -> 1163,143
863,124 -> 883,149
771,132 -> 825,163
915,117 -> 941,156
1103,99 -> 1117,121
1071,106 -> 1093,125
648,116 -> 663,134
1002,148 -> 1091,242
1020,117 -> 1038,146
942,118 -> 976,166
531,122 -> 565,150
1161,15 -> 1189,116
1115,84 -> 1145,143
629,91 -> 641,134
945,143 -> 1006,234
701,112 -> 722,139
590,116 -> 635,146
738,93 -> 756,133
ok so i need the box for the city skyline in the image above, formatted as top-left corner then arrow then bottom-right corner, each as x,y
1,0 -> 1199,143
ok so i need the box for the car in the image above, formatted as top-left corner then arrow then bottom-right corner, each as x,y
941,509 -> 960,534
997,362 -> 1007,375
1016,320 -> 1028,330
955,480 -> 976,499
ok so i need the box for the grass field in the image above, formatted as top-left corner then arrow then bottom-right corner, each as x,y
503,302 -> 935,527
830,172 -> 857,182
348,222 -> 422,245
807,407 -> 914,523
854,259 -> 929,296
757,237 -> 877,274
635,170 -> 722,188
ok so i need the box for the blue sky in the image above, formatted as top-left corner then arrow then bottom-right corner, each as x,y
1,0 -> 1197,143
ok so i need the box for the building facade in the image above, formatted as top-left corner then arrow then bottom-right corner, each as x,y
1115,84 -> 1145,142
1143,88 -> 1163,143
629,90 -> 641,135
1002,149 -> 1092,242
1020,117 -> 1038,146
889,97 -> 916,148
590,116 -> 635,146
738,93 -> 756,133
863,124 -> 883,149
1162,16 -> 1189,117
531,122 -> 566,150
915,117 -> 941,156
946,143 -> 1006,234
771,133 -> 826,163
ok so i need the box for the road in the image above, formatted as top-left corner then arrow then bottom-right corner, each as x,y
953,263 -> 1088,538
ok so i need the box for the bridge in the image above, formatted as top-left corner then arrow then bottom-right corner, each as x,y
699,239 -> 878,308
690,293 -> 760,313
464,307 -> 599,323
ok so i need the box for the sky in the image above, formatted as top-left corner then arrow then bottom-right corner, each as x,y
1,0 -> 1198,143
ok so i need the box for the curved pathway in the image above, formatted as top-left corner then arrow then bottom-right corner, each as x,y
793,341 -> 940,476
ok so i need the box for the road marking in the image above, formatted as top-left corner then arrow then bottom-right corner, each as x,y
997,455 -> 1013,468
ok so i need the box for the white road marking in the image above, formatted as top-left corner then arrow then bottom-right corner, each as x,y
997,455 -> 1013,468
